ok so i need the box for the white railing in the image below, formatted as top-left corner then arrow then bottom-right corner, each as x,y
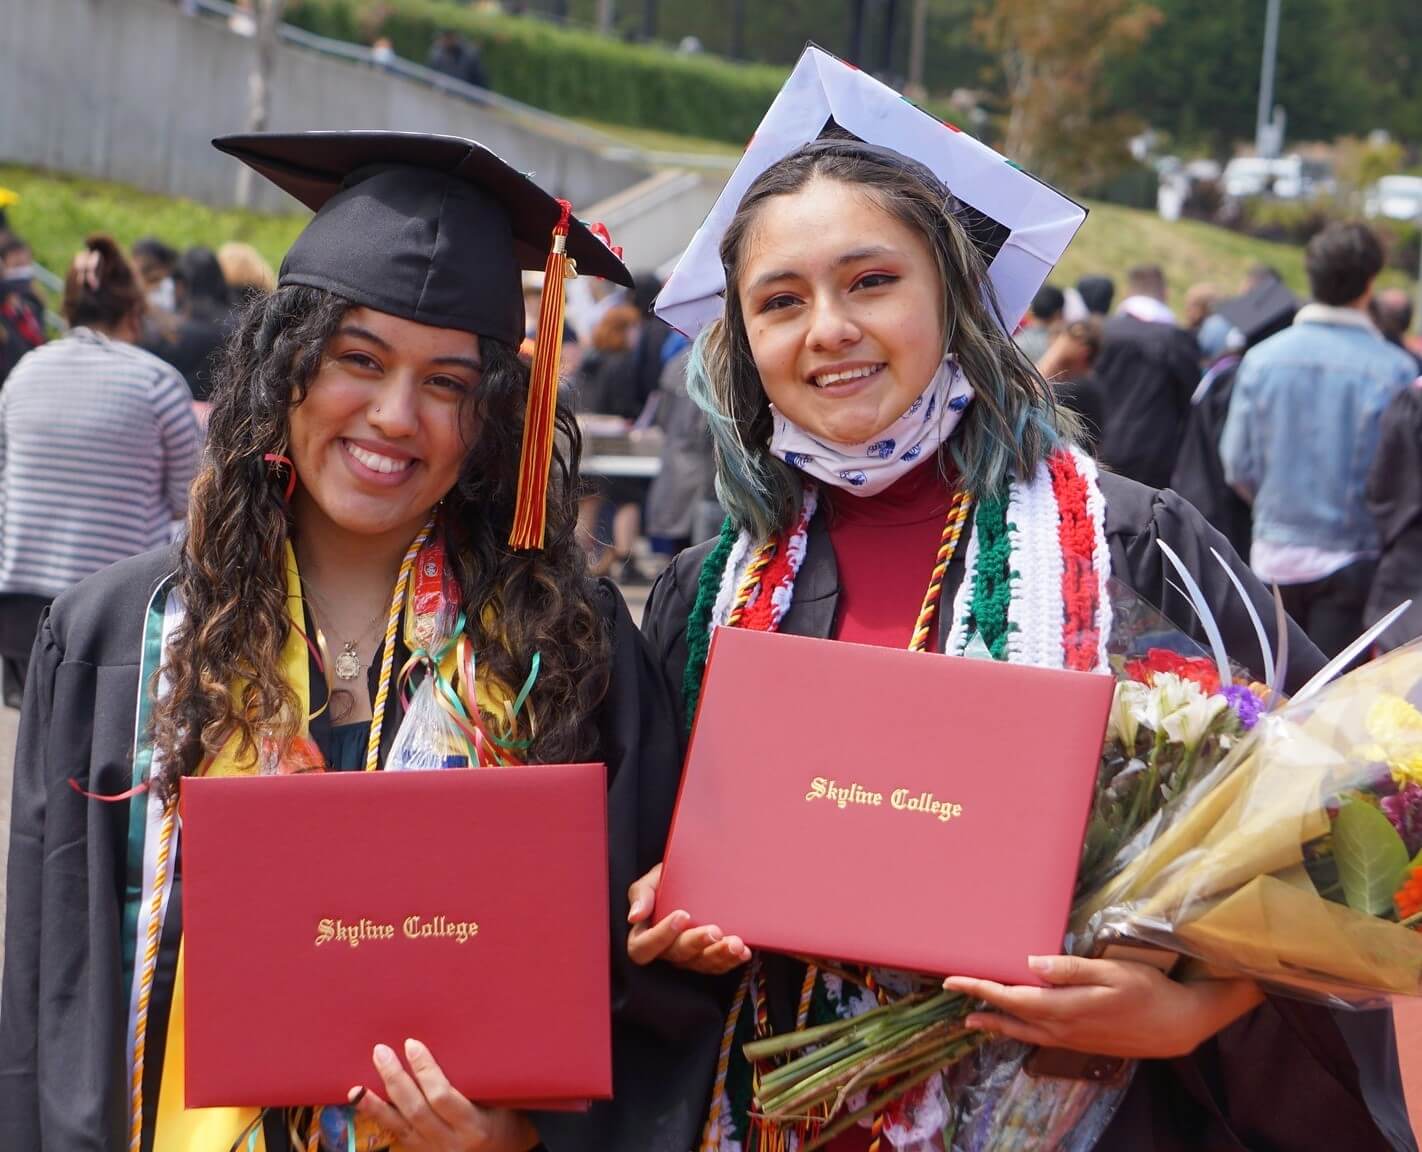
183,0 -> 735,172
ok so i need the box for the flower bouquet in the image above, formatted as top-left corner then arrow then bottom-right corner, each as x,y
935,591 -> 1419,1152
1079,637 -> 1422,1007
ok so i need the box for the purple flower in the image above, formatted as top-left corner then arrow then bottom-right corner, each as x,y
1222,683 -> 1263,730
1383,784 -> 1422,857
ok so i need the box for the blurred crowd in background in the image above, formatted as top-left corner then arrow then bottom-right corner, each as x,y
2,209 -> 1422,709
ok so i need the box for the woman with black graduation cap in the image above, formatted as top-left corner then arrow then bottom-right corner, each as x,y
0,132 -> 685,1152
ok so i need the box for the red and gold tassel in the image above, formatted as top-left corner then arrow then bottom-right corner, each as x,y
509,199 -> 575,551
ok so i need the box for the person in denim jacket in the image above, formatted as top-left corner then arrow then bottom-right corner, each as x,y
1220,222 -> 1417,657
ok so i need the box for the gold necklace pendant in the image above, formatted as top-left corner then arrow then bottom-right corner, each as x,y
334,641 -> 363,681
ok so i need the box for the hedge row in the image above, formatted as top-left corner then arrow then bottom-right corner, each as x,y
285,0 -> 789,146
1235,197 -> 1421,278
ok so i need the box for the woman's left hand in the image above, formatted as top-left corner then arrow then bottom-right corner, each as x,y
352,1038 -> 540,1151
943,955 -> 1264,1060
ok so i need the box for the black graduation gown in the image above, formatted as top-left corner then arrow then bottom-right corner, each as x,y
0,545 -> 690,1152
640,469 -> 1416,1152
1170,361 -> 1253,561
1366,383 -> 1422,652
1092,317 -> 1201,490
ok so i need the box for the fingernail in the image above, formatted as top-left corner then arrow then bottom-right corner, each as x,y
348,1086 -> 366,1106
966,1015 -> 991,1032
404,1038 -> 424,1060
706,928 -> 723,943
673,910 -> 690,929
373,1043 -> 396,1068
628,897 -> 646,921
1027,955 -> 1052,973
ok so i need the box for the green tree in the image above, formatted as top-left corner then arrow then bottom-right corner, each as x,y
974,0 -> 1161,189
1341,0 -> 1422,145
1105,0 -> 1379,155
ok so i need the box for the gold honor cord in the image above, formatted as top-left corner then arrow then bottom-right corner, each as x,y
365,516 -> 436,773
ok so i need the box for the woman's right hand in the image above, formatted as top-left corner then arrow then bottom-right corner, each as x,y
626,863 -> 752,975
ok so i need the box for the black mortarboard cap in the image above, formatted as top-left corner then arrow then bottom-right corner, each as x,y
1217,278 -> 1300,347
212,131 -> 633,347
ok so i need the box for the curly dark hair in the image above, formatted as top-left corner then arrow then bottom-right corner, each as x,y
149,285 -> 609,799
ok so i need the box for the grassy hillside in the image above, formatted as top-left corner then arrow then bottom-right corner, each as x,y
0,166 -> 306,289
3,164 -> 1408,318
1056,200 -> 1313,311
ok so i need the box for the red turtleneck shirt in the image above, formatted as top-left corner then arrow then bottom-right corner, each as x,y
821,460 -> 959,1151
826,459 -> 960,650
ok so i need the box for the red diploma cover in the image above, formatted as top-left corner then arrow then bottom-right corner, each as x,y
657,629 -> 1114,985
181,764 -> 610,1107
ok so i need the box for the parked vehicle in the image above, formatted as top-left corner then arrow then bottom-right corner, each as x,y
1222,154 -> 1334,201
1365,175 -> 1422,222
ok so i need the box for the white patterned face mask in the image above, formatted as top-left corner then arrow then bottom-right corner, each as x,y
768,358 -> 974,496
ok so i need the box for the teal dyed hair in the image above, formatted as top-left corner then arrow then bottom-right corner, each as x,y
685,322 -> 803,540
685,139 -> 1076,539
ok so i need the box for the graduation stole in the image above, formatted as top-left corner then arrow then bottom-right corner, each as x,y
121,520 -> 531,1152
684,445 -> 1112,1152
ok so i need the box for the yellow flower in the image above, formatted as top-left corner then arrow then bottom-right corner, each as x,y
0,187 -> 18,208
1364,694 -> 1422,786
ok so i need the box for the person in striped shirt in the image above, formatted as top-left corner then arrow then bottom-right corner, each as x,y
0,234 -> 199,699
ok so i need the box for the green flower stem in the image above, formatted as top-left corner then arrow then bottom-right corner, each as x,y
755,994 -> 956,1078
755,994 -> 964,1097
742,995 -> 916,1062
756,1011 -> 924,1090
756,1007 -> 973,1117
756,1022 -> 917,1104
799,1040 -> 983,1152
1126,727 -> 1169,835
1175,740 -> 1200,789
757,1021 -> 967,1117
756,1035 -> 876,1102
824,1029 -> 977,1105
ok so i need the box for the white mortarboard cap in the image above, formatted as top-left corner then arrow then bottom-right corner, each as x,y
655,44 -> 1087,340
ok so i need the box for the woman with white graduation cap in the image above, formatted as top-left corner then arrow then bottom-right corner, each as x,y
629,47 -> 1413,1152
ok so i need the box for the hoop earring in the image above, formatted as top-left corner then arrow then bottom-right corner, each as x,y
262,452 -> 297,502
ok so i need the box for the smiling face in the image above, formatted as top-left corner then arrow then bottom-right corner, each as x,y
288,307 -> 480,546
736,176 -> 946,446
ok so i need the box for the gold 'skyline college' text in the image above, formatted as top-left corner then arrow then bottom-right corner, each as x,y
314,915 -> 481,948
805,777 -> 965,822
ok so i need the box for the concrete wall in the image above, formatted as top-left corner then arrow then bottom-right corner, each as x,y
586,168 -> 729,278
0,0 -> 647,215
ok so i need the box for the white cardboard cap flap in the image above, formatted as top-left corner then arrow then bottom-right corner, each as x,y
655,44 -> 1087,339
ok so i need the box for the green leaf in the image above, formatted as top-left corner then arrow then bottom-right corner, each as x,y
1334,799 -> 1411,916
